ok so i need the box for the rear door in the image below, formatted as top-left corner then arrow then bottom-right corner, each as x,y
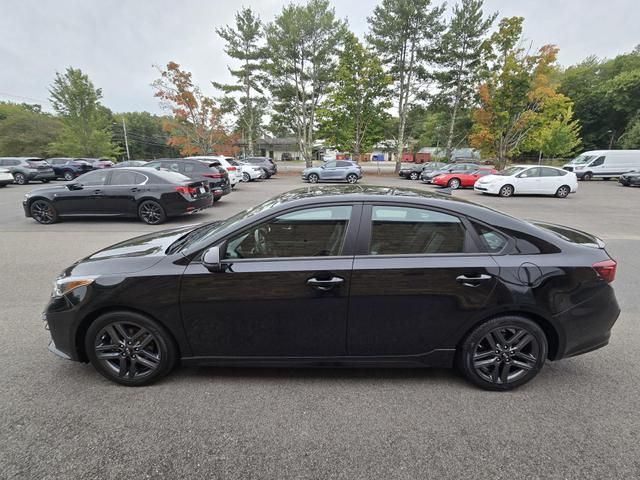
103,170 -> 148,215
180,203 -> 361,357
347,203 -> 499,356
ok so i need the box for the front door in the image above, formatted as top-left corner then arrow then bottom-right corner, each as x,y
52,169 -> 111,214
180,204 -> 361,357
320,161 -> 341,180
347,204 -> 499,356
514,167 -> 542,193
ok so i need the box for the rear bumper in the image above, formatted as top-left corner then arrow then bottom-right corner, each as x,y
165,194 -> 213,216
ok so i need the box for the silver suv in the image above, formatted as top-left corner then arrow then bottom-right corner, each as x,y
302,160 -> 363,184
0,157 -> 56,185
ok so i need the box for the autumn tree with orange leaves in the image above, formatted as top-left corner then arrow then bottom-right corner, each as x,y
152,62 -> 237,156
469,17 -> 580,168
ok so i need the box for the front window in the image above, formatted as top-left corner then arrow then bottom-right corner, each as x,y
224,205 -> 352,259
368,206 -> 467,255
78,170 -> 110,186
570,154 -> 594,165
499,167 -> 526,176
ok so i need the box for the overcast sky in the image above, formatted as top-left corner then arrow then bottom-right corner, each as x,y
1,0 -> 638,114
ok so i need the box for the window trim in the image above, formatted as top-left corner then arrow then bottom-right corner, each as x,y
354,202 -> 482,257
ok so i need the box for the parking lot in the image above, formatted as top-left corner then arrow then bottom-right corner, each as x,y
1,174 -> 639,479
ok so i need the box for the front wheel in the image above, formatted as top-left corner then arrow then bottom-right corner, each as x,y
448,178 -> 461,189
582,172 -> 593,181
457,316 -> 547,391
498,184 -> 514,197
242,172 -> 250,182
30,199 -> 59,224
14,173 -> 27,185
85,311 -> 177,386
346,173 -> 358,184
138,200 -> 166,225
555,185 -> 571,198
63,171 -> 75,181
308,173 -> 319,184
409,172 -> 419,180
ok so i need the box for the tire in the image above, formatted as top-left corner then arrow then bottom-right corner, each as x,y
457,316 -> 548,391
13,173 -> 27,185
308,173 -> 319,184
346,173 -> 358,184
555,185 -> 571,198
498,184 -> 514,197
409,172 -> 419,180
85,311 -> 177,386
582,172 -> 593,181
213,196 -> 221,202
63,171 -> 75,181
242,172 -> 250,182
138,200 -> 166,225
30,199 -> 59,224
448,178 -> 461,189
262,168 -> 271,179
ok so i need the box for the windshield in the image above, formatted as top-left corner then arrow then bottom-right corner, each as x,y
569,154 -> 595,165
498,167 -> 526,176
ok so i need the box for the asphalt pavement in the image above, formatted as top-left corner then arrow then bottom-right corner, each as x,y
1,173 -> 639,479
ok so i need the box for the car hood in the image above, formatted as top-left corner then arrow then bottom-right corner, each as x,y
476,174 -> 502,182
62,225 -> 197,277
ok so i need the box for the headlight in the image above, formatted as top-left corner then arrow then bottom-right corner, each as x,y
52,277 -> 96,297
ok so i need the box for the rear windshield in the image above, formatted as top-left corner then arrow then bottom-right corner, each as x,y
27,159 -> 48,166
149,169 -> 191,183
530,222 -> 603,248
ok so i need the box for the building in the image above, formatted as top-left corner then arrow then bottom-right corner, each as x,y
255,137 -> 301,161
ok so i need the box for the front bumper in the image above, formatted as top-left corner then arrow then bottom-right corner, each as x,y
619,176 -> 640,186
474,183 -> 500,194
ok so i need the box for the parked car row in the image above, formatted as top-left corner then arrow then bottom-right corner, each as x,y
17,156 -> 279,225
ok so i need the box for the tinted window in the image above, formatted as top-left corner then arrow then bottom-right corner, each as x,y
336,161 -> 352,168
183,162 -> 203,174
324,161 -> 337,169
148,169 -> 191,183
225,206 -> 352,259
590,156 -> 605,167
79,170 -> 110,186
163,161 -> 182,173
472,222 -> 508,253
540,167 -> 562,177
369,206 -> 466,255
8,160 -> 20,166
110,170 -> 146,185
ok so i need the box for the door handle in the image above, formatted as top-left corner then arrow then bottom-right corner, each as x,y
307,276 -> 344,291
456,274 -> 492,287
93,189 -> 103,194
130,187 -> 139,192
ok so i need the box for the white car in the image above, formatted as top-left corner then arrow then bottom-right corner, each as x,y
0,167 -> 13,187
474,165 -> 578,198
186,156 -> 242,187
229,159 -> 264,182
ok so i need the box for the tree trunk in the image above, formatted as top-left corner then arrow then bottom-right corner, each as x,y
445,88 -> 462,160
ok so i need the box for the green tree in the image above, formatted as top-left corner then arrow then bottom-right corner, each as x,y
317,33 -> 391,159
0,102 -> 63,157
214,7 -> 268,156
113,112 -> 180,159
437,0 -> 496,158
264,0 -> 347,167
619,116 -> 640,148
48,67 -> 119,157
367,0 -> 445,172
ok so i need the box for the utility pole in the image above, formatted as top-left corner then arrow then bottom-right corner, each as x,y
122,118 -> 131,160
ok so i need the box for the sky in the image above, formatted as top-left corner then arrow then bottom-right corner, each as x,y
1,0 -> 638,114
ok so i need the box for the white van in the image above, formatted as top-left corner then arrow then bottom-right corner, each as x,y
562,150 -> 640,180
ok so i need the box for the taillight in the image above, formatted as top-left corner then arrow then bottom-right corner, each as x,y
227,166 -> 237,171
176,186 -> 197,195
203,173 -> 223,178
593,259 -> 617,283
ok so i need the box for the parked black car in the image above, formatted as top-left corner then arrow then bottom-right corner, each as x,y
619,171 -> 640,186
0,157 -> 56,185
23,167 -> 212,225
144,158 -> 231,202
421,163 -> 479,183
113,160 -> 149,168
244,157 -> 277,178
48,158 -> 94,181
399,162 -> 446,180
43,185 -> 619,390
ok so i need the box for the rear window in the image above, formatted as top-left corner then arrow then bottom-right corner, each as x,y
530,222 -> 603,248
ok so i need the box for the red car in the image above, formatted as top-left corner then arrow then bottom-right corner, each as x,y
432,168 -> 497,189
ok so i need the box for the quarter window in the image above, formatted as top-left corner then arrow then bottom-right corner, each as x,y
368,206 -> 467,255
472,222 -> 508,253
224,205 -> 353,259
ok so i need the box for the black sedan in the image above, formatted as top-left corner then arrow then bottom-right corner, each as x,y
23,167 -> 212,225
43,185 -> 620,390
398,162 -> 446,180
619,171 -> 640,186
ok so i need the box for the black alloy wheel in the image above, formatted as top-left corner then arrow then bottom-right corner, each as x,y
63,171 -> 75,181
14,173 -> 27,185
555,185 -> 570,198
346,173 -> 358,184
138,200 -> 166,225
499,184 -> 514,197
448,178 -> 461,189
86,312 -> 176,386
409,172 -> 419,180
30,199 -> 58,224
458,316 -> 547,391
308,173 -> 319,183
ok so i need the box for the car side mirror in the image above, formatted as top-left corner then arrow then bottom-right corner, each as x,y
202,246 -> 224,272
67,183 -> 83,190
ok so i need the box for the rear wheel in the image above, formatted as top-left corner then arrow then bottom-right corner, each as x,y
308,173 -> 319,183
13,173 -> 27,185
85,311 -> 177,386
138,200 -> 166,225
242,172 -> 250,182
30,199 -> 58,224
409,172 -> 419,180
346,173 -> 359,184
448,178 -> 461,189
498,184 -> 514,197
63,171 -> 75,181
458,316 -> 547,391
582,172 -> 593,181
555,185 -> 571,198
